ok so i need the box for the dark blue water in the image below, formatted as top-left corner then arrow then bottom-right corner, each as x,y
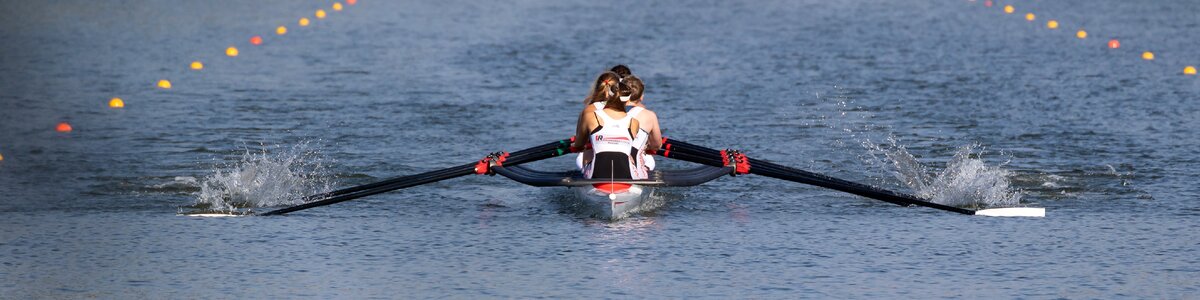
2,0 -> 1198,298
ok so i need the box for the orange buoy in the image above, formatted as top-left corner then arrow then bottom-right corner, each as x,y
250,36 -> 263,46
348,0 -> 357,5
1047,20 -> 1059,29
299,18 -> 310,27
1076,30 -> 1087,39
1025,13 -> 1035,21
226,46 -> 239,57
316,9 -> 327,19
109,97 -> 124,108
157,79 -> 172,89
190,61 -> 203,70
0,152 -> 4,161
1142,51 -> 1155,60
1003,5 -> 1014,14
333,2 -> 343,11
1108,39 -> 1120,49
276,26 -> 287,35
56,122 -> 73,132
1184,66 -> 1197,75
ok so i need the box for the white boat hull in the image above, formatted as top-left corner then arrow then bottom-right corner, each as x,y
572,184 -> 652,220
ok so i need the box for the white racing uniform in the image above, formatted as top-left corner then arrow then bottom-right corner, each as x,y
580,104 -> 648,180
577,103 -> 655,174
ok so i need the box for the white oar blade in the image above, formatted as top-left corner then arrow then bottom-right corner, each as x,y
179,213 -> 246,217
974,207 -> 1045,217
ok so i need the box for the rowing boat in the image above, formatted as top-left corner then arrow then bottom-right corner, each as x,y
491,165 -> 732,220
574,183 -> 649,219
256,138 -> 1046,218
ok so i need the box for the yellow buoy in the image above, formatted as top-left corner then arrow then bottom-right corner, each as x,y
1142,51 -> 1155,60
157,79 -> 172,89
226,46 -> 239,57
276,26 -> 287,35
1076,30 -> 1087,39
316,9 -> 327,19
109,97 -> 124,108
1003,5 -> 1014,14
1185,66 -> 1197,75
299,18 -> 310,27
1025,13 -> 1035,21
190,61 -> 203,70
1047,20 -> 1059,29
0,152 -> 4,161
333,2 -> 344,11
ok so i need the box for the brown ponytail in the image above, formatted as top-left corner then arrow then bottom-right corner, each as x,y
621,75 -> 643,102
585,71 -> 622,105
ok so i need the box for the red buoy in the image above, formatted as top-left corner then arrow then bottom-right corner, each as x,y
56,122 -> 73,132
250,36 -> 263,46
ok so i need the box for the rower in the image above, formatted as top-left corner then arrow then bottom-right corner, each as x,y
572,71 -> 646,180
620,75 -> 662,172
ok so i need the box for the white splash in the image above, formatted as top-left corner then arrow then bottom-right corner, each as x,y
193,143 -> 333,212
863,137 -> 1021,208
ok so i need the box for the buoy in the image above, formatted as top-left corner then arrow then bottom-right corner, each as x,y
157,79 -> 172,89
347,0 -> 357,5
333,2 -> 343,11
316,9 -> 327,19
1184,66 -> 1197,75
299,18 -> 310,27
56,122 -> 72,132
0,152 -> 4,161
1003,5 -> 1014,14
190,61 -> 203,70
109,97 -> 124,108
1047,20 -> 1059,29
1025,13 -> 1035,21
984,0 -> 992,7
1108,39 -> 1120,49
226,46 -> 239,57
276,26 -> 287,35
1142,51 -> 1154,60
250,36 -> 263,46
1076,30 -> 1087,39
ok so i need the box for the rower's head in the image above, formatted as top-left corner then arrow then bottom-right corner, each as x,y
586,71 -> 622,105
610,65 -> 632,77
621,75 -> 644,103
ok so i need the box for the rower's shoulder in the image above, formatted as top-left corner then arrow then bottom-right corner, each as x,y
639,108 -> 659,120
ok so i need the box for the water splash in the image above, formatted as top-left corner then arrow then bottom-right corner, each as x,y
863,137 -> 1021,208
192,143 -> 333,212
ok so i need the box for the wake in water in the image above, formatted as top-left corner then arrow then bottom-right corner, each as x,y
190,143 -> 333,213
862,137 -> 1021,208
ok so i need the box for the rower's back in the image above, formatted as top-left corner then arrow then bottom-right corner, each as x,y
585,106 -> 644,180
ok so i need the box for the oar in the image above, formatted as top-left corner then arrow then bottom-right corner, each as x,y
658,138 -> 1044,217
258,139 -> 575,216
297,138 -> 576,202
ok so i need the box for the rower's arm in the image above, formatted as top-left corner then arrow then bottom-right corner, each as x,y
572,109 -> 595,150
645,111 -> 663,152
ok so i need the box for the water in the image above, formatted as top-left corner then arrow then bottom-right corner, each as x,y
2,0 -> 1198,298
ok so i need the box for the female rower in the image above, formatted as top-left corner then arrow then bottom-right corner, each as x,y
620,75 -> 662,172
572,71 -> 645,180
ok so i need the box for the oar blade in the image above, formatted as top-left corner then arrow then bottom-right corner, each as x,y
973,207 -> 1045,217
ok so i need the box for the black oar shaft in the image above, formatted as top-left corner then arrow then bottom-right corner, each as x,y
259,164 -> 477,216
259,139 -> 574,216
309,139 -> 573,200
660,138 -> 975,215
